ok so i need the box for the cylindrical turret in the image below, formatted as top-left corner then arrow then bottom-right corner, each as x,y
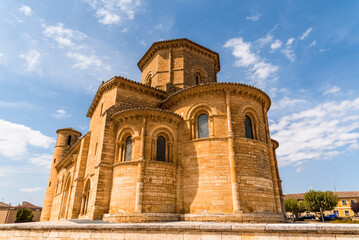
40,128 -> 81,221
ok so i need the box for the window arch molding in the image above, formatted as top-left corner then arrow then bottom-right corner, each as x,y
145,71 -> 153,87
148,125 -> 176,163
187,102 -> 218,139
191,65 -> 208,85
241,106 -> 260,140
116,125 -> 139,162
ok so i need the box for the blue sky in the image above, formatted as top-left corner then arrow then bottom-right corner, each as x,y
1,0 -> 359,207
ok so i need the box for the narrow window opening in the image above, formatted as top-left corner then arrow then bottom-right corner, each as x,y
67,135 -> 72,145
244,116 -> 254,139
100,103 -> 103,117
198,114 -> 209,138
49,182 -> 51,187
94,143 -> 98,155
124,136 -> 132,161
53,158 -> 56,163
195,75 -> 199,85
156,136 -> 166,162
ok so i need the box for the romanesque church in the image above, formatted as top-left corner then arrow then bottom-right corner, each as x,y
41,38 -> 285,223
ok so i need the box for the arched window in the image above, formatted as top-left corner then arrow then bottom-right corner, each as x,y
198,114 -> 209,138
124,136 -> 132,161
244,116 -> 254,139
156,136 -> 166,162
67,135 -> 72,145
195,75 -> 199,85
146,75 -> 152,86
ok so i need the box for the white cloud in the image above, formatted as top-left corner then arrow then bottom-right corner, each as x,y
138,40 -> 146,47
67,52 -> 108,70
300,27 -> 313,40
29,154 -> 53,168
281,38 -> 296,62
42,23 -> 87,48
224,37 -> 278,88
269,88 -> 289,98
257,34 -> 273,47
271,97 -> 359,166
246,12 -> 262,22
271,96 -> 306,110
52,108 -> 71,119
84,0 -> 141,25
319,48 -> 330,53
0,119 -> 55,158
19,5 -> 33,16
324,86 -> 341,96
0,53 -> 3,63
309,40 -> 316,47
0,101 -> 32,108
271,39 -> 282,51
286,38 -> 295,46
20,187 -> 42,193
19,50 -> 41,71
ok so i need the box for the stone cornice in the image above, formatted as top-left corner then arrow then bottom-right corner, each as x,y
137,38 -> 220,73
110,108 -> 184,125
161,82 -> 271,111
86,76 -> 166,118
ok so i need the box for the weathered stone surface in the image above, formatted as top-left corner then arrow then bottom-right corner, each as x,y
41,38 -> 285,224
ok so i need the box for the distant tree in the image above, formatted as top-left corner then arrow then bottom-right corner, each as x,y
15,208 -> 34,223
351,202 -> 359,216
304,190 -> 338,222
285,198 -> 306,221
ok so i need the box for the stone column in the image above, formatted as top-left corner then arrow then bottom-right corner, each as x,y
135,161 -> 145,213
139,117 -> 147,160
225,90 -> 240,213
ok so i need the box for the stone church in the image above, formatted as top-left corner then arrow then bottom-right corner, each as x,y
41,38 -> 286,223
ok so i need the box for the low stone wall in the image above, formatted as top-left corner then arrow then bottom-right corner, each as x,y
0,221 -> 359,239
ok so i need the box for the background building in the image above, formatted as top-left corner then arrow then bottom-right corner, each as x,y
0,201 -> 42,224
41,38 -> 285,223
285,191 -> 359,217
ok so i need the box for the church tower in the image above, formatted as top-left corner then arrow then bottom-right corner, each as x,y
137,38 -> 220,92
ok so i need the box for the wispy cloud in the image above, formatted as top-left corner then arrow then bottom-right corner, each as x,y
246,12 -> 262,22
309,40 -> 316,47
257,33 -> 273,47
19,50 -> 41,71
0,53 -> 4,64
300,27 -> 313,40
271,96 -> 306,110
0,101 -> 32,109
324,85 -> 341,96
19,5 -> 32,16
0,119 -> 55,158
84,0 -> 141,25
20,187 -> 42,193
51,108 -> 71,119
42,23 -> 87,48
29,154 -> 53,168
271,39 -> 282,51
281,37 -> 296,62
224,37 -> 278,88
67,52 -> 109,70
271,97 -> 359,166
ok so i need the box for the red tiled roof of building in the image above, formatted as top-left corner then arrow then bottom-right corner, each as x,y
0,202 -> 11,208
284,191 -> 359,200
17,201 -> 42,210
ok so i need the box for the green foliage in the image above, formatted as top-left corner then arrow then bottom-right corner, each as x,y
15,208 -> 34,223
285,198 -> 299,213
332,219 -> 359,224
285,198 -> 307,220
304,190 -> 338,212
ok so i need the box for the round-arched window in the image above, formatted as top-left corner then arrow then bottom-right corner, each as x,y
156,136 -> 166,162
198,114 -> 209,138
124,136 -> 132,161
244,116 -> 254,139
